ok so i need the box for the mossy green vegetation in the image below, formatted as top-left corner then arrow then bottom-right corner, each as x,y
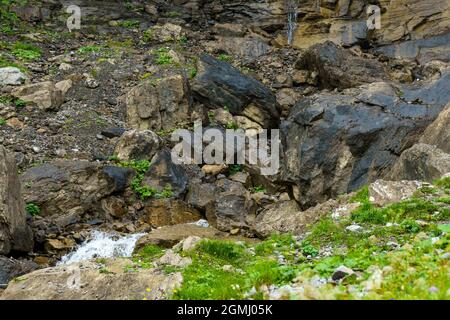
115,159 -> 173,200
11,42 -> 42,60
130,179 -> 450,300
153,47 -> 173,65
25,203 -> 40,216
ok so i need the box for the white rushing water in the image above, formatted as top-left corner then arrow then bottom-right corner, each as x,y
58,231 -> 145,265
286,0 -> 299,45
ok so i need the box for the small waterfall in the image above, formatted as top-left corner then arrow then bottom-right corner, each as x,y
58,231 -> 145,265
286,0 -> 299,45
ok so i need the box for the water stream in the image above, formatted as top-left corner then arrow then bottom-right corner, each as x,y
286,0 -> 299,45
58,231 -> 145,265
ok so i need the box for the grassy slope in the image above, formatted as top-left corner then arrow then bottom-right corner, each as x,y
131,178 -> 450,300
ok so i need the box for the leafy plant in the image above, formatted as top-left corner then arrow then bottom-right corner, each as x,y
155,185 -> 174,199
26,203 -> 40,216
0,118 -> 6,126
142,29 -> 154,43
228,164 -> 242,175
11,42 -> 42,60
250,185 -> 266,193
226,121 -> 239,130
118,20 -> 140,28
154,47 -> 173,65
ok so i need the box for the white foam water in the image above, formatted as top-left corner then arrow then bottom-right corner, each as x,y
58,231 -> 145,265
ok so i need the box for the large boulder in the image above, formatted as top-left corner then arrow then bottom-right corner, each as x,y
11,80 -> 70,111
0,258 -> 182,300
0,146 -> 33,255
0,257 -> 40,286
142,149 -> 188,198
386,144 -> 450,182
253,196 -> 352,238
0,67 -> 27,86
280,73 -> 449,207
368,180 -> 422,207
205,179 -> 254,232
143,199 -> 202,228
126,74 -> 191,131
186,181 -> 217,212
114,130 -> 161,161
191,54 -> 280,128
420,102 -> 450,153
300,41 -> 388,89
20,161 -> 134,225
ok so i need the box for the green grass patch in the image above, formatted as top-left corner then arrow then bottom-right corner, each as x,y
154,47 -> 173,65
11,42 -> 42,60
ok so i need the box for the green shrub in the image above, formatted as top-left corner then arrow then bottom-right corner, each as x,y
26,203 -> 40,216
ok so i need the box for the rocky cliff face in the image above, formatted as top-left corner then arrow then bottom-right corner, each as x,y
0,0 -> 449,299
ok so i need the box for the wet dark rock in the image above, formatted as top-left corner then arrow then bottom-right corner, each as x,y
300,41 -> 388,89
186,180 -> 217,212
114,130 -> 161,161
386,144 -> 450,182
20,161 -> 131,220
205,179 -> 254,232
191,54 -> 280,128
101,127 -> 125,139
0,256 -> 40,285
142,149 -> 188,198
281,72 -> 450,207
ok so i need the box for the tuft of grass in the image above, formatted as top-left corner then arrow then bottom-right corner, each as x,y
197,240 -> 245,262
118,20 -> 140,28
217,54 -> 233,63
0,118 -> 6,126
349,185 -> 369,204
135,244 -> 164,260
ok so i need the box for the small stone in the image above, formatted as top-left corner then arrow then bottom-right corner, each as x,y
156,250 -> 192,268
222,265 -> 234,272
346,224 -> 363,232
230,228 -> 240,235
332,265 -> 355,281
101,127 -> 125,138
0,67 -> 28,85
32,146 -> 40,153
59,63 -> 72,71
181,236 -> 202,252
202,164 -> 227,175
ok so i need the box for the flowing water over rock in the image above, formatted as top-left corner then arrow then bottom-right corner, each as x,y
286,0 -> 299,45
58,231 -> 145,265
